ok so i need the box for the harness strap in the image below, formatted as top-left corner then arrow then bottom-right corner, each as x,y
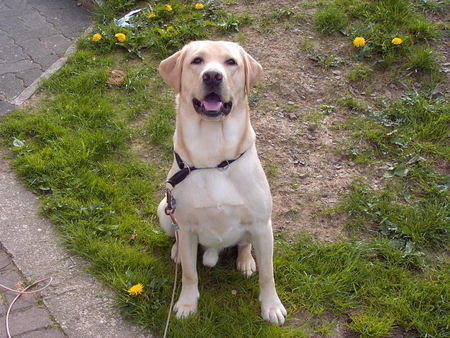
167,151 -> 245,188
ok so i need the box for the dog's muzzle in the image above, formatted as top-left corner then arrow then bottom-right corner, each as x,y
192,93 -> 232,120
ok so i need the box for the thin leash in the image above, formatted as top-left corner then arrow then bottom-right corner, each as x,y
163,193 -> 180,338
0,263 -> 52,338
161,148 -> 243,337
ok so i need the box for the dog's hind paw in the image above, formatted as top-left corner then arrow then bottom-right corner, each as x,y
237,253 -> 256,277
203,247 -> 219,267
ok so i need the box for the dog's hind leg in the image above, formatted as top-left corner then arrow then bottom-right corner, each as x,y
237,241 -> 256,277
157,198 -> 180,264
157,197 -> 175,236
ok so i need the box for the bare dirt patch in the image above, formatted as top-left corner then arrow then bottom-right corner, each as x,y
220,0 -> 368,240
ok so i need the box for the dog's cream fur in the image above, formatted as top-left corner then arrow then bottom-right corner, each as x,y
157,40 -> 286,325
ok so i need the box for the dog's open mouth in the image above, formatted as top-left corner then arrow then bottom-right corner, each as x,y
193,93 -> 232,118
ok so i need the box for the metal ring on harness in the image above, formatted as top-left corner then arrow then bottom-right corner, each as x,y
217,160 -> 230,171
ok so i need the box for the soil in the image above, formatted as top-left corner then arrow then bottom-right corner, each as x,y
220,0 -> 366,241
219,0 -> 449,242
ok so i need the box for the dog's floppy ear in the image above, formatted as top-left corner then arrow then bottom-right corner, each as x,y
159,48 -> 186,93
240,46 -> 263,93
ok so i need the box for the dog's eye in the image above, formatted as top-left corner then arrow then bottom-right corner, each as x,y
191,57 -> 204,65
225,58 -> 237,66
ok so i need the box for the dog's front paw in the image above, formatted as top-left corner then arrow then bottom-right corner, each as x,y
174,298 -> 197,319
236,254 -> 256,277
260,296 -> 287,326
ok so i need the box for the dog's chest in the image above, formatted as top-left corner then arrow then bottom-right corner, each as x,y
173,167 -> 269,248
192,205 -> 249,248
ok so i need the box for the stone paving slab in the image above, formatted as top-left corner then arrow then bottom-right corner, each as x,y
1,247 -> 65,337
19,327 -> 67,338
0,0 -> 90,115
8,307 -> 56,336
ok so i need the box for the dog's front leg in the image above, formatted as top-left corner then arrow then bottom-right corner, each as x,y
252,221 -> 287,325
174,228 -> 199,319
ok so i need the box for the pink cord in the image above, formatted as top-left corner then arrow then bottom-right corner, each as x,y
0,271 -> 52,338
163,230 -> 179,338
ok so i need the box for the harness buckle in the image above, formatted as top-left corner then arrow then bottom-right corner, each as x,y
165,190 -> 179,231
218,160 -> 230,171
165,189 -> 176,214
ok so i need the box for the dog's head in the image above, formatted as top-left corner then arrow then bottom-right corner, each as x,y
159,41 -> 262,121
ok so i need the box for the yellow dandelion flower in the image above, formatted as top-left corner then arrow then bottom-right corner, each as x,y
147,13 -> 156,18
166,25 -> 175,33
128,283 -> 143,295
115,33 -> 126,42
353,37 -> 365,48
92,33 -> 102,42
391,37 -> 403,45
195,3 -> 204,9
164,4 -> 173,11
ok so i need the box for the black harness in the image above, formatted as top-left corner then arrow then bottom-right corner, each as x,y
167,151 -> 246,188
164,150 -> 247,216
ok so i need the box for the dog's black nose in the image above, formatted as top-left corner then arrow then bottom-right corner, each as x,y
202,71 -> 223,87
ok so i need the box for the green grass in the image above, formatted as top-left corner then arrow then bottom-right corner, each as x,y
346,64 -> 373,83
277,234 -> 449,337
82,0 -> 251,58
341,94 -> 449,161
0,0 -> 448,337
314,6 -> 348,35
257,7 -> 297,33
337,93 -> 449,251
407,46 -> 440,72
313,0 -> 445,80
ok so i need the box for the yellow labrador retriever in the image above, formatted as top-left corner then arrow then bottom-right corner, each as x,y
157,40 -> 286,325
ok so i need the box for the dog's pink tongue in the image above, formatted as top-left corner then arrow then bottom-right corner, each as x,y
202,98 -> 223,111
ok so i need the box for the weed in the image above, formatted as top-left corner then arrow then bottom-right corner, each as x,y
320,105 -> 335,115
414,0 -> 448,14
300,111 -> 326,125
315,0 -> 444,80
342,93 -> 449,159
346,64 -> 373,83
314,6 -> 348,35
234,31 -> 245,44
348,312 -> 395,337
338,178 -> 448,248
93,0 -> 138,24
337,93 -> 449,249
82,1 -> 251,58
314,54 -> 344,68
337,96 -> 362,111
298,37 -> 315,52
264,161 -> 279,179
257,7 -> 295,33
407,46 -> 440,73
408,18 -> 438,41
